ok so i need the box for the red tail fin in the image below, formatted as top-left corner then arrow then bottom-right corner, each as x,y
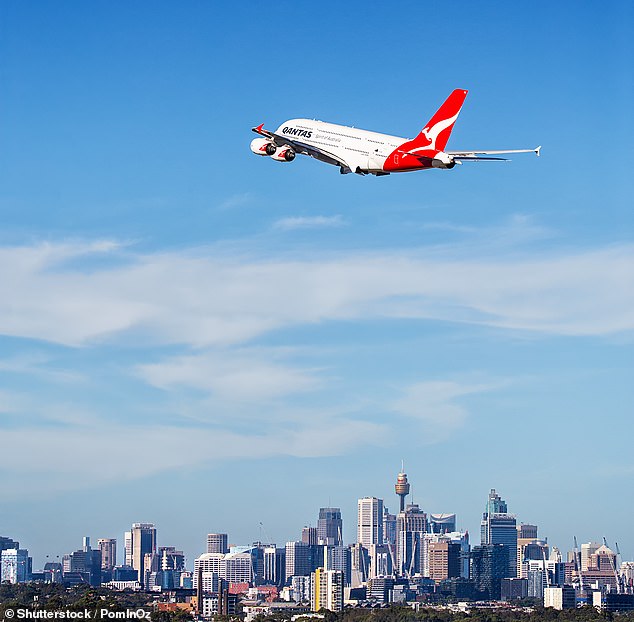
411,89 -> 468,151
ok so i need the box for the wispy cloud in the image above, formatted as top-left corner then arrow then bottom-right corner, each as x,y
0,353 -> 84,383
392,380 -> 501,443
0,239 -> 633,348
0,409 -> 386,496
217,192 -> 253,210
137,348 -> 322,401
420,213 -> 554,252
0,372 -> 499,496
273,215 -> 347,231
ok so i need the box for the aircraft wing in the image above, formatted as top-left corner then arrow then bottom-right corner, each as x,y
252,124 -> 352,171
447,146 -> 541,161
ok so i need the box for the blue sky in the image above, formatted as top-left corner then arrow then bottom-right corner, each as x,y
0,1 -> 633,568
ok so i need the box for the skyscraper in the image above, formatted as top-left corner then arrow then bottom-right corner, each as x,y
428,541 -> 461,582
301,527 -> 318,546
349,543 -> 370,588
0,536 -> 20,554
324,545 -> 350,585
480,489 -> 517,577
207,533 -> 229,554
581,542 -> 602,571
471,544 -> 509,600
124,531 -> 132,567
396,503 -> 427,577
285,541 -> 312,579
97,538 -> 117,570
263,546 -> 286,587
0,549 -> 31,584
357,497 -> 383,546
67,538 -> 102,587
193,552 -> 223,591
317,508 -> 343,546
131,523 -> 156,589
382,507 -> 396,546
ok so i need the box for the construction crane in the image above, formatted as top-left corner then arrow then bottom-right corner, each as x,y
542,546 -> 551,589
603,537 -> 621,594
616,542 -> 624,593
574,536 -> 585,594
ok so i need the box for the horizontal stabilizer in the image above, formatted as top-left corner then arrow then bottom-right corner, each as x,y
448,147 -> 541,158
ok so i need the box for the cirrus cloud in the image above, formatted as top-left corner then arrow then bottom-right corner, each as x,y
0,239 -> 633,348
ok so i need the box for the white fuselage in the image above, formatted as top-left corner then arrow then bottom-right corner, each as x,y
275,119 -> 409,173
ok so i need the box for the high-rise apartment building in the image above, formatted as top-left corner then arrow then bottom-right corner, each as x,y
311,568 -> 344,612
544,586 -> 576,610
481,489 -> 517,577
0,536 -> 20,554
357,497 -> 383,546
0,548 -> 31,584
207,533 -> 229,554
131,523 -> 156,589
97,538 -> 117,570
317,508 -> 343,546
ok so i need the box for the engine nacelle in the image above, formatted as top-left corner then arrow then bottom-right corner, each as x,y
431,151 -> 456,169
250,138 -> 277,156
271,146 -> 296,162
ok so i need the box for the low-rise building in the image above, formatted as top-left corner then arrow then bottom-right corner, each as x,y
544,585 -> 576,610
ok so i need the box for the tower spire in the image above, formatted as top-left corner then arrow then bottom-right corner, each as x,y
395,465 -> 410,513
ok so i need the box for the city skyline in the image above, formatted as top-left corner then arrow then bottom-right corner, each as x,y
1,0 -> 633,579
4,476 -> 631,571
3,484 -> 630,610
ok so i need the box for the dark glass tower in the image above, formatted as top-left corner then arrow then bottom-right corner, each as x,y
471,544 -> 510,600
480,489 -> 517,578
317,507 -> 343,546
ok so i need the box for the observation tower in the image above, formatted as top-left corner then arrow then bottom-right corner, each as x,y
395,465 -> 410,512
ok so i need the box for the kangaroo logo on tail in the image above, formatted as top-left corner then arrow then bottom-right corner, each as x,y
410,89 -> 468,152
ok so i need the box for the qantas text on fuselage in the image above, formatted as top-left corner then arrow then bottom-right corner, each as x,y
250,89 -> 540,176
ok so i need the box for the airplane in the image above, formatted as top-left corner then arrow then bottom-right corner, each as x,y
250,89 -> 540,176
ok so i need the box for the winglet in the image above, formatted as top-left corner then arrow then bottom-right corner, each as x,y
252,123 -> 265,134
535,145 -> 542,157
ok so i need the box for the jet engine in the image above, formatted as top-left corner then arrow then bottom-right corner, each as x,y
431,151 -> 456,169
250,138 -> 277,156
271,146 -> 296,162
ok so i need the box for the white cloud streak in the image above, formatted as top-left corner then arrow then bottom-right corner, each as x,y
137,349 -> 322,401
0,240 -> 633,348
0,236 -> 631,495
0,415 -> 386,496
392,380 -> 500,443
273,215 -> 346,231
